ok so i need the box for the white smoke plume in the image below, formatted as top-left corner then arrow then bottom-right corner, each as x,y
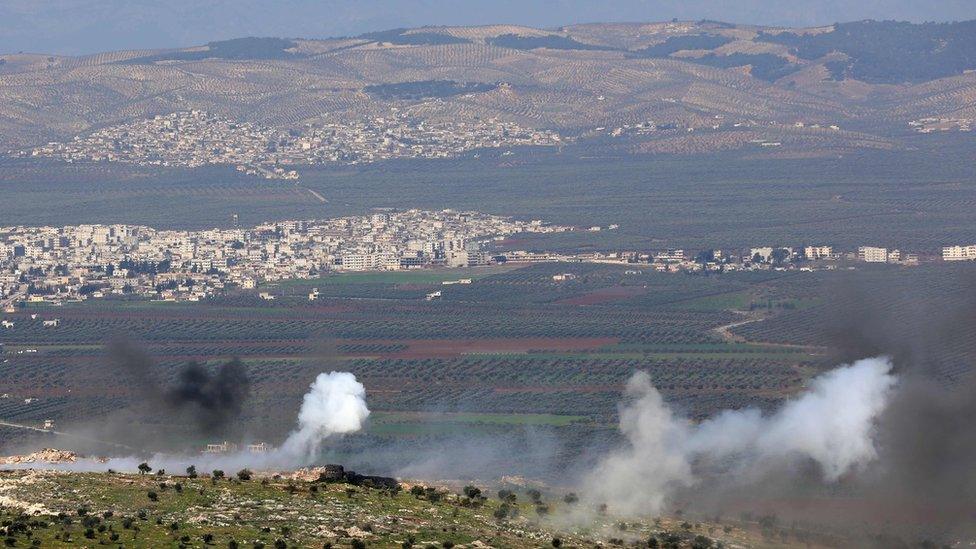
4,371 -> 370,474
276,371 -> 370,463
581,357 -> 896,517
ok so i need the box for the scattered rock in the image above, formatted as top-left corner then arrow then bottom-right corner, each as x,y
291,464 -> 399,489
0,448 -> 78,464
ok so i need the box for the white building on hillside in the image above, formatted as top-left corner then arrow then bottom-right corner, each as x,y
858,246 -> 888,263
804,246 -> 833,260
943,245 -> 976,261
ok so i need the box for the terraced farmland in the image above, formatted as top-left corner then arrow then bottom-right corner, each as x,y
3,260 -> 975,487
0,263 -> 831,452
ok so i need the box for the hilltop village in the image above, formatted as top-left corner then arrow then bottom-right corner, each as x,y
20,110 -> 564,179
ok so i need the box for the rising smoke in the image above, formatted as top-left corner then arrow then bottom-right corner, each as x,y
820,271 -> 976,534
166,359 -> 250,434
15,270 -> 976,539
580,358 -> 896,517
276,371 -> 371,463
107,341 -> 251,437
12,370 -> 372,473
574,269 -> 976,538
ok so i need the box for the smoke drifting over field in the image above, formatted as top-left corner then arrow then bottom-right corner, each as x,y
10,271 -> 974,540
108,341 -> 250,436
166,359 -> 250,433
579,358 -> 896,517
572,271 -> 976,536
160,370 -> 370,470
11,370 -> 371,473
24,340 -> 370,469
820,273 -> 976,532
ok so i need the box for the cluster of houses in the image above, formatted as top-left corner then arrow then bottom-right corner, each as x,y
909,117 -> 973,133
22,110 -> 563,179
606,117 -> 842,140
503,243 -> 963,273
0,209 -> 571,306
2,208 -> 974,313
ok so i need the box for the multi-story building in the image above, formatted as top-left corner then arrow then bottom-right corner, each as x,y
943,245 -> 976,261
804,246 -> 833,260
858,246 -> 888,263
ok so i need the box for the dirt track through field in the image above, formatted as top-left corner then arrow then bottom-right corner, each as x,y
713,310 -> 826,352
305,188 -> 328,203
713,311 -> 764,343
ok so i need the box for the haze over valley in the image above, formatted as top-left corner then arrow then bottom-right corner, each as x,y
1,7 -> 975,549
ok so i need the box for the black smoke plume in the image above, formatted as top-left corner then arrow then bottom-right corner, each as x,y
632,269 -> 976,542
820,270 -> 976,535
108,340 -> 251,437
166,359 -> 250,434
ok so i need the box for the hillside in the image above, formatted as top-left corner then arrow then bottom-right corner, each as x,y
1,20 -> 974,157
0,465 -> 847,548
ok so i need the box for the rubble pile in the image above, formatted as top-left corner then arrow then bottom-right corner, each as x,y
290,464 -> 399,489
0,448 -> 78,465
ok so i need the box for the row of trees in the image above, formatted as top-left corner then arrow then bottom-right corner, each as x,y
137,462 -> 251,481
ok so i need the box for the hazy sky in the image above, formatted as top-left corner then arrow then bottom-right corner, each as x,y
3,0 -> 976,55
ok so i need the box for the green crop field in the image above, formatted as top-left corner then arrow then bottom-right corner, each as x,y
670,291 -> 754,311
371,411 -> 589,427
270,266 -> 517,287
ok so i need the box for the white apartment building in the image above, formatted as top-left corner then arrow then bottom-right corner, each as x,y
943,245 -> 976,261
656,249 -> 686,262
338,252 -> 400,271
804,246 -> 833,260
858,246 -> 888,263
445,250 -> 469,268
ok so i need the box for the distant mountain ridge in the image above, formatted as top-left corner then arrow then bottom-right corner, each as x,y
4,0 -> 976,55
118,37 -> 302,64
1,19 -> 974,155
757,20 -> 976,83
105,20 -> 976,84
